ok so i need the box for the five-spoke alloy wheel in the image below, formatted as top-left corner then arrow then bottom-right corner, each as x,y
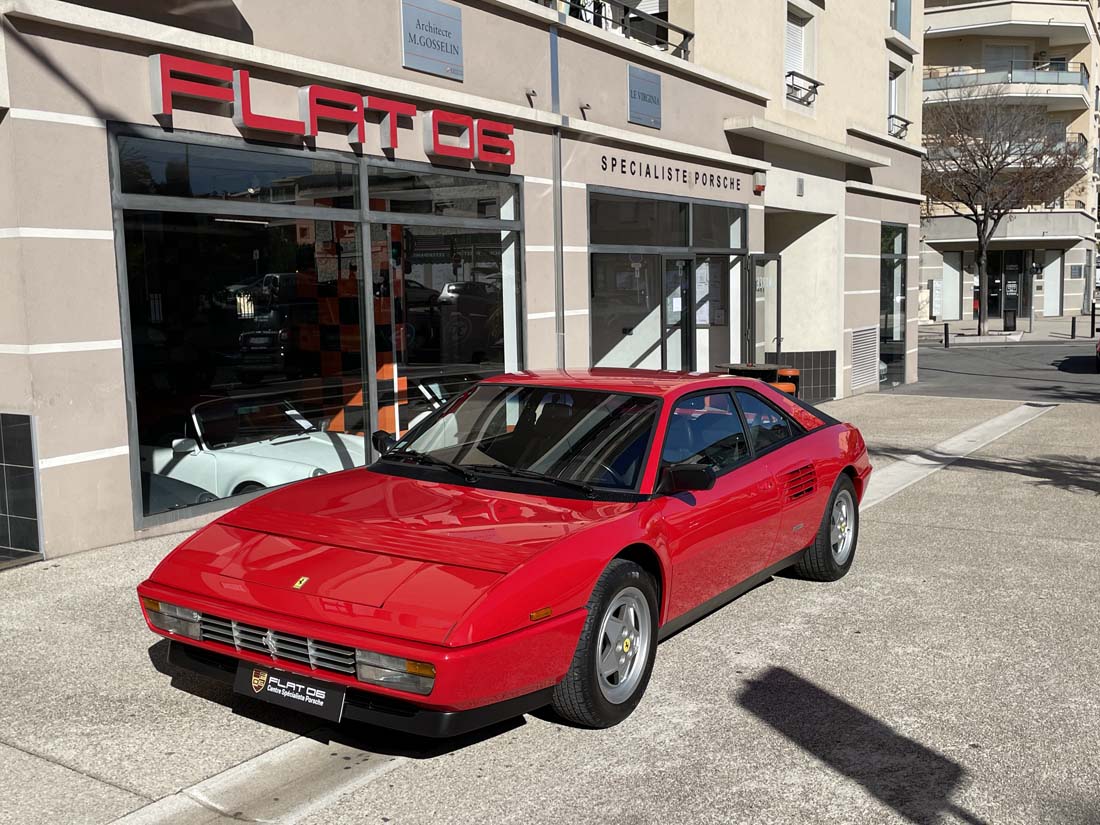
552,559 -> 658,728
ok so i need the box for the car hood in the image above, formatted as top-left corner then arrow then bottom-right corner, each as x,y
151,468 -> 636,644
213,432 -> 365,472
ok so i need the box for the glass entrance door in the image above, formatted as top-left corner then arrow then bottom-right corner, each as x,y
662,257 -> 693,371
744,255 -> 781,365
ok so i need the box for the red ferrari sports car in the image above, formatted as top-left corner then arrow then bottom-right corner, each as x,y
138,370 -> 871,736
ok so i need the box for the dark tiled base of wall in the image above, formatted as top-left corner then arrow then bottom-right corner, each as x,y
765,350 -> 837,403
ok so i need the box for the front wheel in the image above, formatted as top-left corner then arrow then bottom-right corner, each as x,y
551,559 -> 658,728
794,474 -> 859,582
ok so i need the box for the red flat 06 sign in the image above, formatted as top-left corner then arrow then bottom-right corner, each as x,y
150,54 -> 515,166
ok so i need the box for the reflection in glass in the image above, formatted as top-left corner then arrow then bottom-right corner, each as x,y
124,210 -> 367,516
395,384 -> 659,491
591,254 -> 662,369
590,192 -> 689,247
880,224 -> 907,387
118,136 -> 359,209
367,166 -> 518,220
371,223 -> 521,436
692,204 -> 745,249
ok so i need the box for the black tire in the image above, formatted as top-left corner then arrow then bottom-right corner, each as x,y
551,559 -> 659,729
233,482 -> 265,496
794,474 -> 859,582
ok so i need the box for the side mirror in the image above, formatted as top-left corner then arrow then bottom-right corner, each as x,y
371,429 -> 397,455
171,437 -> 198,454
658,463 -> 717,495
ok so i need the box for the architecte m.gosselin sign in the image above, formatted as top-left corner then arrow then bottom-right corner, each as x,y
401,0 -> 465,81
148,53 -> 513,166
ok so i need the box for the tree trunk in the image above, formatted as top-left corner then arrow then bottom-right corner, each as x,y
975,218 -> 989,337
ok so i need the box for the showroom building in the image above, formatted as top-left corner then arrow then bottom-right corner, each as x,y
0,0 -> 924,564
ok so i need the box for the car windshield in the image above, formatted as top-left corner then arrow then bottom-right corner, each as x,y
194,399 -> 317,449
390,385 -> 659,491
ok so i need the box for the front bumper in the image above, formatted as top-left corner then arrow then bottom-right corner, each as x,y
168,641 -> 554,738
138,579 -> 585,713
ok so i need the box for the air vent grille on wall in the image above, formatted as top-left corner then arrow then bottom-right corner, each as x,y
782,464 -> 817,502
851,326 -> 879,390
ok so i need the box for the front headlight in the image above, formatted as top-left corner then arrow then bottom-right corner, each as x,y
355,649 -> 435,695
141,597 -> 201,640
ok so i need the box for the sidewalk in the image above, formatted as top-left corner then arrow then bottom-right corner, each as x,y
919,312 -> 1100,345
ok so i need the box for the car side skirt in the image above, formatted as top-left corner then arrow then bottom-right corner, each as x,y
658,549 -> 806,642
167,640 -> 555,739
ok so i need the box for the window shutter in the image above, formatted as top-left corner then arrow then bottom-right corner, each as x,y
785,12 -> 804,75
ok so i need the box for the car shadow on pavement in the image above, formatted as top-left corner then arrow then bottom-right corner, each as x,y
1052,355 -> 1099,375
147,640 -> 524,758
871,446 -> 1100,497
737,667 -> 989,825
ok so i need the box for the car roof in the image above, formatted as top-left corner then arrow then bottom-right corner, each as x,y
479,369 -> 765,398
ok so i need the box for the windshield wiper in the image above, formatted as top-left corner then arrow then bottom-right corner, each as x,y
380,449 -> 478,483
474,464 -> 596,499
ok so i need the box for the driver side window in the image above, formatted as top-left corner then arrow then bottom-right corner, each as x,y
661,393 -> 750,472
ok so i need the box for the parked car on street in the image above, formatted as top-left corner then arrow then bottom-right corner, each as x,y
138,370 -> 871,736
139,397 -> 365,499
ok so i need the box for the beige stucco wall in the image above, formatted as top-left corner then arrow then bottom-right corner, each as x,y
672,0 -> 924,152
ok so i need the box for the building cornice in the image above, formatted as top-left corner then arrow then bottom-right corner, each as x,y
726,117 -> 892,168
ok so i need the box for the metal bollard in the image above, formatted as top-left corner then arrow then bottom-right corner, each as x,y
1071,316 -> 1077,339
943,322 -> 950,349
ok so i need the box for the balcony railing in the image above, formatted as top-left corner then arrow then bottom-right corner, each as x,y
532,0 -> 693,60
924,132 -> 1088,162
786,71 -> 823,106
924,61 -> 1090,92
888,114 -> 913,138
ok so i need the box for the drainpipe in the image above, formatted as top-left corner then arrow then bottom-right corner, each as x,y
550,23 -> 566,370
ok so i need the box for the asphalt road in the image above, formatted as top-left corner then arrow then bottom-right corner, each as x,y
2,393 -> 1099,825
892,339 -> 1100,403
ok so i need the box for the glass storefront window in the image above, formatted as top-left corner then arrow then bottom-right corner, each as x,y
116,134 -> 524,519
692,204 -> 745,249
591,253 -> 663,370
118,136 -> 359,209
880,224 -> 907,387
371,222 -> 521,435
367,166 -> 518,220
124,210 -> 368,516
590,192 -> 689,247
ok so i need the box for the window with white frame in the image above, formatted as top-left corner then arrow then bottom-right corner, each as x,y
785,7 -> 819,105
888,64 -> 909,137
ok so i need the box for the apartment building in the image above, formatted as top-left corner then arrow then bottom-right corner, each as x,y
0,0 -> 923,563
921,0 -> 1099,322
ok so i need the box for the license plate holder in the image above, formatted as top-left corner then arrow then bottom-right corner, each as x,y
233,662 -> 346,723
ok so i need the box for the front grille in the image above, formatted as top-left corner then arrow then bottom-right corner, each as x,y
199,612 -> 357,676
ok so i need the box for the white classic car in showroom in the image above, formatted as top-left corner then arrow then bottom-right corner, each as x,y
139,398 -> 366,499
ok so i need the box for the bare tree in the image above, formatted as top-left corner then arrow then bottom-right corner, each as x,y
922,81 -> 1087,334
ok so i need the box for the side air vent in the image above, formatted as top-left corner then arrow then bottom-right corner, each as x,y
851,326 -> 879,390
782,464 -> 817,502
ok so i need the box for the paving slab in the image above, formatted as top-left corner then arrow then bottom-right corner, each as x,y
818,394 -> 1022,471
0,532 -> 300,809
0,742 -> 145,825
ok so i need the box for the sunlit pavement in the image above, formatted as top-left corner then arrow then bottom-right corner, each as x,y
2,392 -> 1098,825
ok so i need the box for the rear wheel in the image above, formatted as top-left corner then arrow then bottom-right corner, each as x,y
551,559 -> 658,728
233,482 -> 265,496
794,474 -> 859,582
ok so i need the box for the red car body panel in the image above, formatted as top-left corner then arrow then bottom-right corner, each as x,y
138,370 -> 871,721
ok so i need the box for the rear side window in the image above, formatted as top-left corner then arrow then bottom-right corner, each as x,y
736,391 -> 795,452
661,393 -> 750,471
